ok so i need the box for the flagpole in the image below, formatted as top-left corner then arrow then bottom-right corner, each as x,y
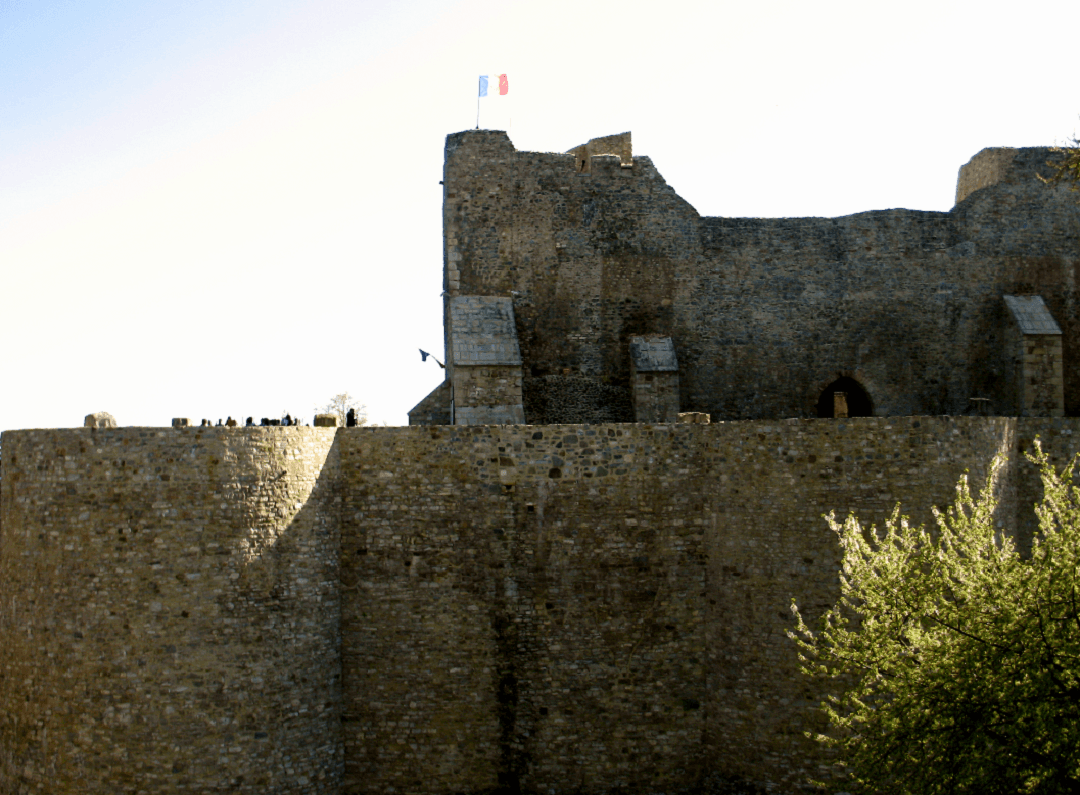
476,76 -> 481,129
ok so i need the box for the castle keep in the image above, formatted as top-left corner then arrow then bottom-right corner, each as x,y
2,133 -> 1079,795
411,131 -> 1079,426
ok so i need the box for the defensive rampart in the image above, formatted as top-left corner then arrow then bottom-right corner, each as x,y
0,427 -> 343,794
2,418 -> 1079,793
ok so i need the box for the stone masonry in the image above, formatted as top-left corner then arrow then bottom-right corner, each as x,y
412,132 -> 1080,426
0,427 -> 342,794
3,418 -> 1080,793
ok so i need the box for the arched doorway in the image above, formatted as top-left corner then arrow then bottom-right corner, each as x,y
817,376 -> 873,418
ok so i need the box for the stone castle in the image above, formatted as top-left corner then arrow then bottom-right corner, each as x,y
411,131 -> 1078,427
1,131 -> 1079,794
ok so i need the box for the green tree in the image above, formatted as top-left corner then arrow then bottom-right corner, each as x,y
790,442 -> 1080,795
316,392 -> 367,427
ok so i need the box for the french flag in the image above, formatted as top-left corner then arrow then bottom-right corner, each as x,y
479,74 -> 508,97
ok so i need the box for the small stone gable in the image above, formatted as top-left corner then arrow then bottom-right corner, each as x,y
566,131 -> 632,173
629,335 -> 680,423
449,296 -> 523,366
628,336 -> 678,372
1004,295 -> 1064,417
448,296 -> 525,425
1004,295 -> 1062,335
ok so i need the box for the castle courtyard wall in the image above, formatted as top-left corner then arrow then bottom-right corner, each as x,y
3,418 -> 1079,793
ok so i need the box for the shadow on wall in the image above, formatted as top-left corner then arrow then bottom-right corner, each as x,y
0,427 -> 344,795
816,377 -> 873,418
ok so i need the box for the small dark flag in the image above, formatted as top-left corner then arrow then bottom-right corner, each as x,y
420,349 -> 446,368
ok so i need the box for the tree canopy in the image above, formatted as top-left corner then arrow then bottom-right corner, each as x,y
790,442 -> 1080,795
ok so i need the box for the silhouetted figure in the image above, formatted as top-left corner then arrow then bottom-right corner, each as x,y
347,408 -> 356,427
284,414 -> 293,426
261,418 -> 270,426
225,417 -> 237,427
216,419 -> 223,426
246,417 -> 254,426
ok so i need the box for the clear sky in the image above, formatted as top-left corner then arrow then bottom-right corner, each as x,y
2,0 -> 1077,431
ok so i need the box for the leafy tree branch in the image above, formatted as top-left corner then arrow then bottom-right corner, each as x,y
791,441 -> 1080,794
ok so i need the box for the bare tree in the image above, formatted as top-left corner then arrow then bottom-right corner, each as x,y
315,392 -> 367,427
1040,133 -> 1080,193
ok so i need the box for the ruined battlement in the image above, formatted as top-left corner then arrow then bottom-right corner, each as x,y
955,146 -> 1064,205
423,131 -> 1080,429
566,131 -> 633,173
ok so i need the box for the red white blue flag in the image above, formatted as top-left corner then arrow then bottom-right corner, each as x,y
479,74 -> 508,97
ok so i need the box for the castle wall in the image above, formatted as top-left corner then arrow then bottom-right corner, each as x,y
452,365 -> 525,425
951,150 -> 1080,415
338,424 -> 710,794
699,416 -> 1020,790
631,370 -> 680,422
0,427 -> 343,794
442,132 -> 1080,422
1020,334 -> 1065,416
955,147 -> 1020,204
521,374 -> 634,424
4,418 -> 1079,794
690,210 -> 997,419
337,427 -> 504,794
333,417 -> 1058,793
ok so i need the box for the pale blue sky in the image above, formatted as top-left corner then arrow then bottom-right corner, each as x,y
2,0 -> 1077,430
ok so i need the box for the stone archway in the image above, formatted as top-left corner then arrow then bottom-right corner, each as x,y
816,376 -> 873,418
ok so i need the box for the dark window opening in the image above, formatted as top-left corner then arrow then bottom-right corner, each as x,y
817,377 -> 873,418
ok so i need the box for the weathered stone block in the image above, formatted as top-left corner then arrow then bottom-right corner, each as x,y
678,412 -> 711,424
84,412 -> 116,428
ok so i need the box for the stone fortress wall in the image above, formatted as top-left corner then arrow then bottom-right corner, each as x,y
4,418 -> 1079,794
435,132 -> 1080,424
0,427 -> 343,794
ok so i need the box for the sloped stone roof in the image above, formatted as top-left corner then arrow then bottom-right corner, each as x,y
1004,295 -> 1061,335
629,336 -> 678,372
449,296 -> 522,365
